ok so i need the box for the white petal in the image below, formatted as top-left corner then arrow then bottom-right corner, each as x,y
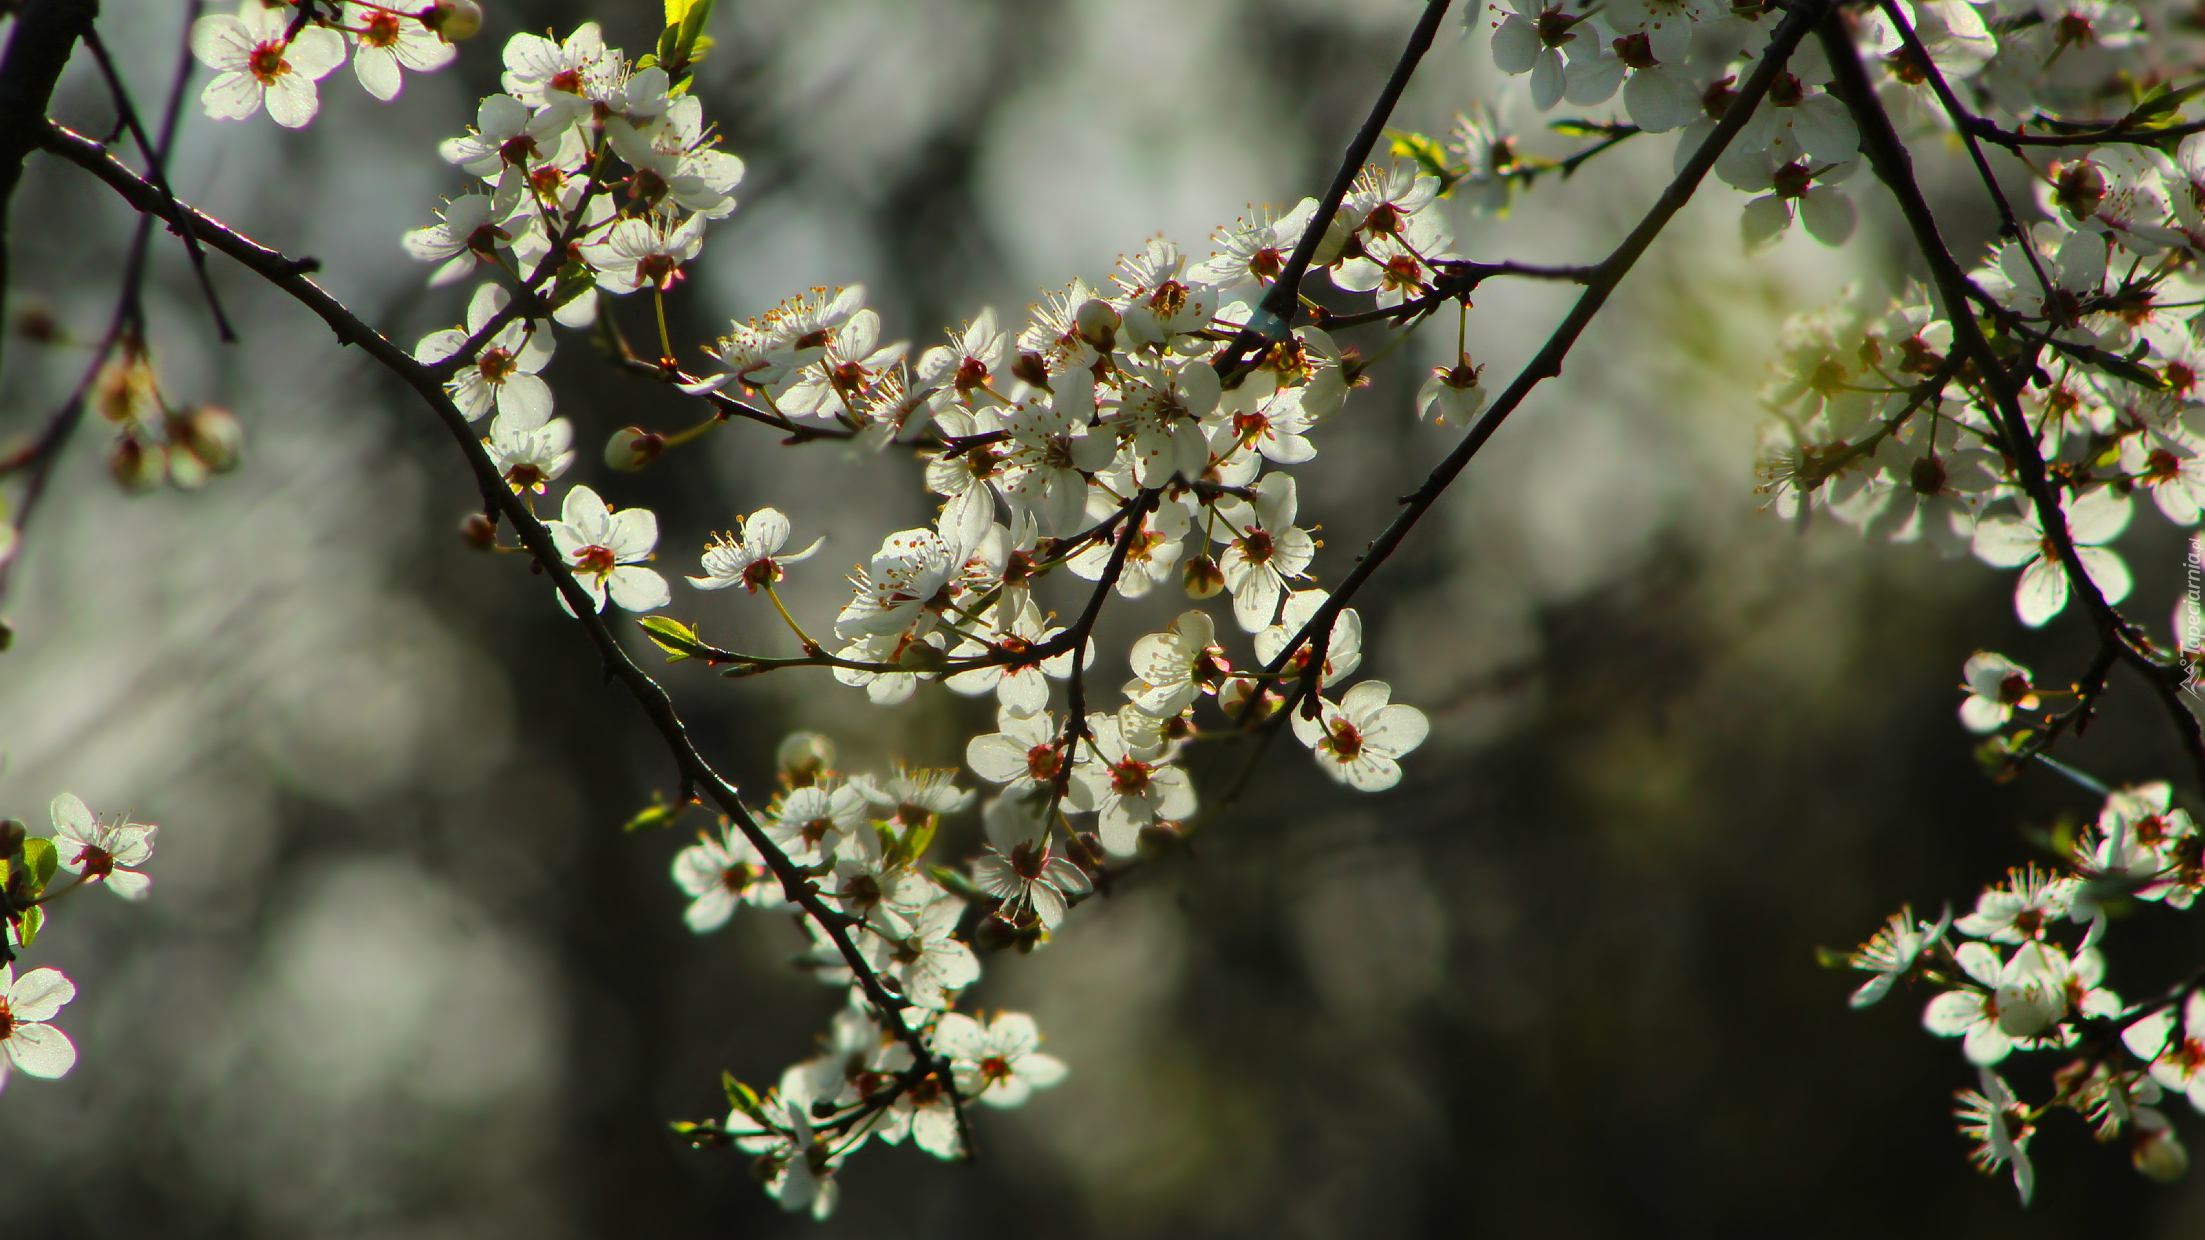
607,566 -> 670,612
1799,187 -> 1856,246
8,968 -> 74,1022
4,1023 -> 74,1079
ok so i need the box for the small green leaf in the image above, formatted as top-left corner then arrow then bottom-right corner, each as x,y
2133,80 -> 2205,121
928,864 -> 986,902
888,816 -> 938,870
15,904 -> 40,947
1546,116 -> 1631,137
722,1071 -> 772,1126
1383,128 -> 1460,194
639,615 -> 703,663
624,795 -> 690,834
1813,945 -> 1853,970
2052,338 -> 2164,389
21,837 -> 55,890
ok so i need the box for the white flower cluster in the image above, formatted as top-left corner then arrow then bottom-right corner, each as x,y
1481,0 -> 1862,245
395,20 -> 747,614
1849,781 -> 2205,1201
1756,172 -> 2205,630
0,794 -> 158,1099
664,746 -> 1065,1216
191,0 -> 478,129
370,13 -> 1437,1215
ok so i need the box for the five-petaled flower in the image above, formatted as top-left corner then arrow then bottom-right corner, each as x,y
49,793 -> 156,902
192,1 -> 347,128
545,485 -> 670,614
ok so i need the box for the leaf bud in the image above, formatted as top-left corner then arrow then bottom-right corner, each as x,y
605,427 -> 666,471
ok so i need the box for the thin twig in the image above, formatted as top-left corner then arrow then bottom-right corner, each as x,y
1239,0 -> 1838,726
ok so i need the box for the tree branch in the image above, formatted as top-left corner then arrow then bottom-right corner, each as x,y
1817,12 -> 2205,792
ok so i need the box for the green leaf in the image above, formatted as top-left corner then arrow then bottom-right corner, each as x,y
1546,116 -> 1631,137
1383,128 -> 1460,193
2050,338 -> 2164,389
21,837 -> 55,890
888,816 -> 937,870
639,615 -> 703,663
1813,945 -> 1853,970
15,903 -> 39,947
623,795 -> 689,834
927,864 -> 986,902
2133,80 -> 2205,121
721,1071 -> 772,1126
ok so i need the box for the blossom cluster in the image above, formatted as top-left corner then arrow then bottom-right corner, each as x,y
109,0 -> 2205,1216
368,10 -> 1446,1216
0,794 -> 158,1099
1848,780 -> 2204,1200
191,0 -> 477,129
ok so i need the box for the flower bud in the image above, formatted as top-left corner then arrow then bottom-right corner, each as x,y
1074,298 -> 1119,351
974,912 -> 1019,950
418,0 -> 484,41
459,512 -> 498,550
604,427 -> 666,471
896,641 -> 949,674
1010,351 -> 1050,389
95,349 -> 159,425
0,818 -> 24,855
1067,831 -> 1106,873
12,304 -> 58,343
777,732 -> 835,783
172,405 -> 244,475
1182,554 -> 1224,598
2136,1114 -> 2190,1183
108,431 -> 164,492
1136,822 -> 1183,856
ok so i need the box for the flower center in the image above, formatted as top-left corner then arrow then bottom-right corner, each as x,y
72,844 -> 115,880
978,1055 -> 1012,1082
1146,280 -> 1188,321
247,41 -> 289,84
1026,744 -> 1062,782
1612,32 -> 1658,70
549,67 -> 586,95
478,348 -> 518,383
1240,528 -> 1275,564
361,10 -> 403,47
1109,759 -> 1152,796
575,545 -> 618,574
720,863 -> 757,895
1323,719 -> 1364,760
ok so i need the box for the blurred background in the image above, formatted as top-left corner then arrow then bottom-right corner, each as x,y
4,0 -> 2204,1235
